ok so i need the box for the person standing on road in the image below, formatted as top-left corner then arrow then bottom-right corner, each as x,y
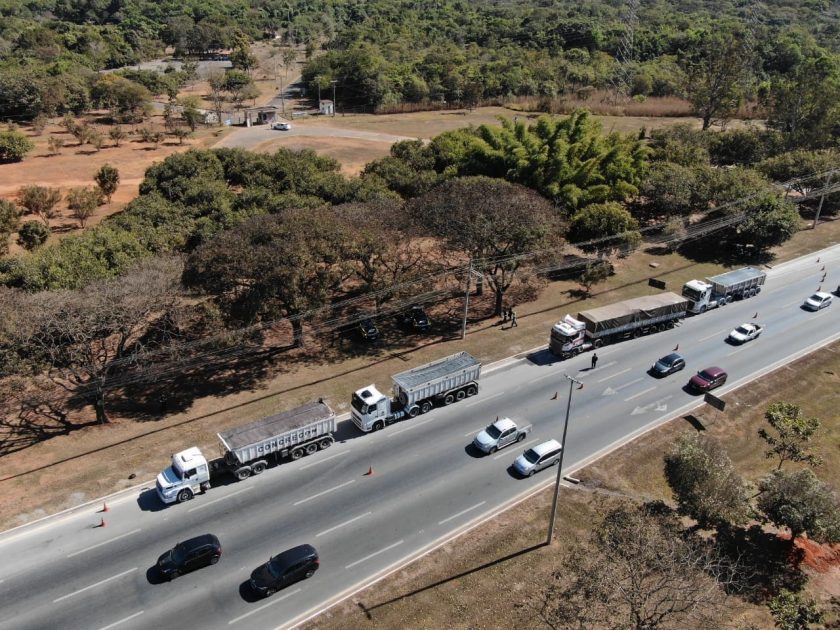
591,353 -> 598,369
510,309 -> 518,327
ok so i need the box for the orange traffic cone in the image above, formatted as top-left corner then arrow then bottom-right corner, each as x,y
364,466 -> 374,476
577,383 -> 584,390
100,502 -> 109,513
817,257 -> 821,263
753,312 -> 758,318
551,392 -> 558,400
821,265 -> 825,271
673,344 -> 679,352
96,517 -> 106,528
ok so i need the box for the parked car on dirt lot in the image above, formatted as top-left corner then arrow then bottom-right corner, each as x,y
272,122 -> 291,130
400,305 -> 431,333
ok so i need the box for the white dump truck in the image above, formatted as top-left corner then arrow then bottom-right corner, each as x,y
549,292 -> 689,359
682,267 -> 766,314
156,401 -> 336,504
351,351 -> 481,432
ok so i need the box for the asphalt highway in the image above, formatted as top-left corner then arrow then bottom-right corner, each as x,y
1,246 -> 839,630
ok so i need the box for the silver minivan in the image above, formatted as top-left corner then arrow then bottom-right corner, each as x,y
513,439 -> 563,477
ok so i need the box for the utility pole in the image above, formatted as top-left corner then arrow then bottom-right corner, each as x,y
461,261 -> 484,340
331,80 -> 337,116
280,77 -> 285,114
813,170 -> 835,229
546,373 -> 582,545
316,75 -> 321,111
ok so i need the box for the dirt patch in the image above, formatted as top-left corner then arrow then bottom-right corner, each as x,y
251,135 -> 393,176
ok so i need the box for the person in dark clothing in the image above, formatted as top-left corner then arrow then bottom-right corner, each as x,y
159,392 -> 168,414
591,353 -> 598,369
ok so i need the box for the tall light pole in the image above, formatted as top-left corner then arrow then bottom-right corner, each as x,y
330,80 -> 337,116
546,373 -> 581,545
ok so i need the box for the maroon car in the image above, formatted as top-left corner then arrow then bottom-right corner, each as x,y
688,366 -> 727,392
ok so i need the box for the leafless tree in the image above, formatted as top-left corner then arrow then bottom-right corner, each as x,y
8,258 -> 184,424
534,501 -> 736,630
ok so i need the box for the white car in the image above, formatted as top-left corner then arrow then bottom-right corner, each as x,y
803,292 -> 832,311
272,122 -> 291,131
728,323 -> 764,344
513,439 -> 563,477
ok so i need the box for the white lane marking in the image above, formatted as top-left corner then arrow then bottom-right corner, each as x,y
698,329 -> 729,342
438,502 -> 487,525
97,611 -> 144,630
596,367 -> 631,383
188,486 -> 254,512
53,567 -> 137,603
345,540 -> 404,569
624,386 -> 656,402
293,480 -> 355,506
316,512 -> 372,538
388,415 -> 438,437
300,450 -> 350,470
614,377 -> 644,392
494,438 -> 540,460
784,299 -> 804,308
726,345 -> 751,356
67,529 -> 142,558
464,426 -> 485,437
463,391 -> 505,408
228,588 -> 301,624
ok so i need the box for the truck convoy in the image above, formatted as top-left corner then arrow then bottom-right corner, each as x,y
549,292 -> 689,359
681,267 -> 766,314
156,401 -> 336,504
351,351 -> 481,432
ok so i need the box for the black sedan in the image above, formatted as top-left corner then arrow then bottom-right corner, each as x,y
650,352 -> 686,377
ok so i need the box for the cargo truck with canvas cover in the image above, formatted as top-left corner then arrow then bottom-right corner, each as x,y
549,292 -> 689,358
351,351 -> 481,432
156,401 -> 336,504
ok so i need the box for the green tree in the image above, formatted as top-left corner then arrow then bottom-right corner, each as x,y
768,590 -> 823,630
207,69 -> 227,126
67,187 -> 101,228
18,186 -> 62,226
759,402 -> 823,470
92,75 -> 152,123
17,221 -> 50,250
648,124 -> 710,166
94,164 -> 120,203
579,259 -> 612,296
726,194 -> 801,253
681,28 -> 748,130
664,432 -> 750,529
0,199 -> 20,256
0,130 -> 35,163
172,127 -> 192,145
757,468 -> 840,543
223,70 -> 255,107
230,44 -> 258,74
568,202 -> 641,255
108,127 -> 127,147
407,177 -> 560,315
47,135 -> 65,155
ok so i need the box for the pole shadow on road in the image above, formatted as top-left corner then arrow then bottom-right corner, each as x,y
355,542 -> 546,619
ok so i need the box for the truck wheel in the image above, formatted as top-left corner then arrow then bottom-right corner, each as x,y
235,467 -> 252,480
755,286 -> 761,294
699,305 -> 707,313
420,401 -> 432,414
252,462 -> 267,475
305,443 -> 318,455
373,421 -> 385,431
726,295 -> 734,304
407,407 -> 420,418
177,489 -> 194,503
444,393 -> 455,405
455,390 -> 466,401
466,385 -> 478,397
291,448 -> 304,460
593,339 -> 603,348
318,438 -> 332,450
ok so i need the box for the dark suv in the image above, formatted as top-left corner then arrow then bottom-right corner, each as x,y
249,544 -> 320,596
157,534 -> 221,579
400,305 -> 431,333
357,317 -> 380,341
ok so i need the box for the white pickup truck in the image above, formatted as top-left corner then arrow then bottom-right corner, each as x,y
473,417 -> 532,454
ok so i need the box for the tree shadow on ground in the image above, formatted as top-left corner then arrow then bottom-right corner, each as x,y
714,524 -> 807,603
0,411 -> 100,457
678,239 -> 776,266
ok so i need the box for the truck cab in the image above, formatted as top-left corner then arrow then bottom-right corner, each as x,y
351,385 -> 394,432
682,279 -> 713,313
549,315 -> 588,357
156,447 -> 211,504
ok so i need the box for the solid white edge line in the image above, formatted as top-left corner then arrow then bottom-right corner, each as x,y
279,326 -> 840,630
53,567 -> 137,603
624,386 -> 656,402
67,529 -> 142,558
292,480 -> 355,507
228,588 -> 301,624
97,610 -> 144,630
494,438 -> 540,460
316,512 -> 373,538
188,486 -> 254,512
345,540 -> 405,570
300,450 -> 350,470
438,502 -> 487,526
596,367 -> 631,383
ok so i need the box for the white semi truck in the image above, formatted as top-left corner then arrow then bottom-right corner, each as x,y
549,292 -> 689,359
682,267 -> 766,314
351,351 -> 481,432
156,400 -> 336,504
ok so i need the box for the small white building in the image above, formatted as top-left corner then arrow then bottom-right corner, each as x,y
319,99 -> 334,116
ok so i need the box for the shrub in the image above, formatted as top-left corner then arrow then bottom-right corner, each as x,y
17,221 -> 50,250
0,130 -> 34,163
